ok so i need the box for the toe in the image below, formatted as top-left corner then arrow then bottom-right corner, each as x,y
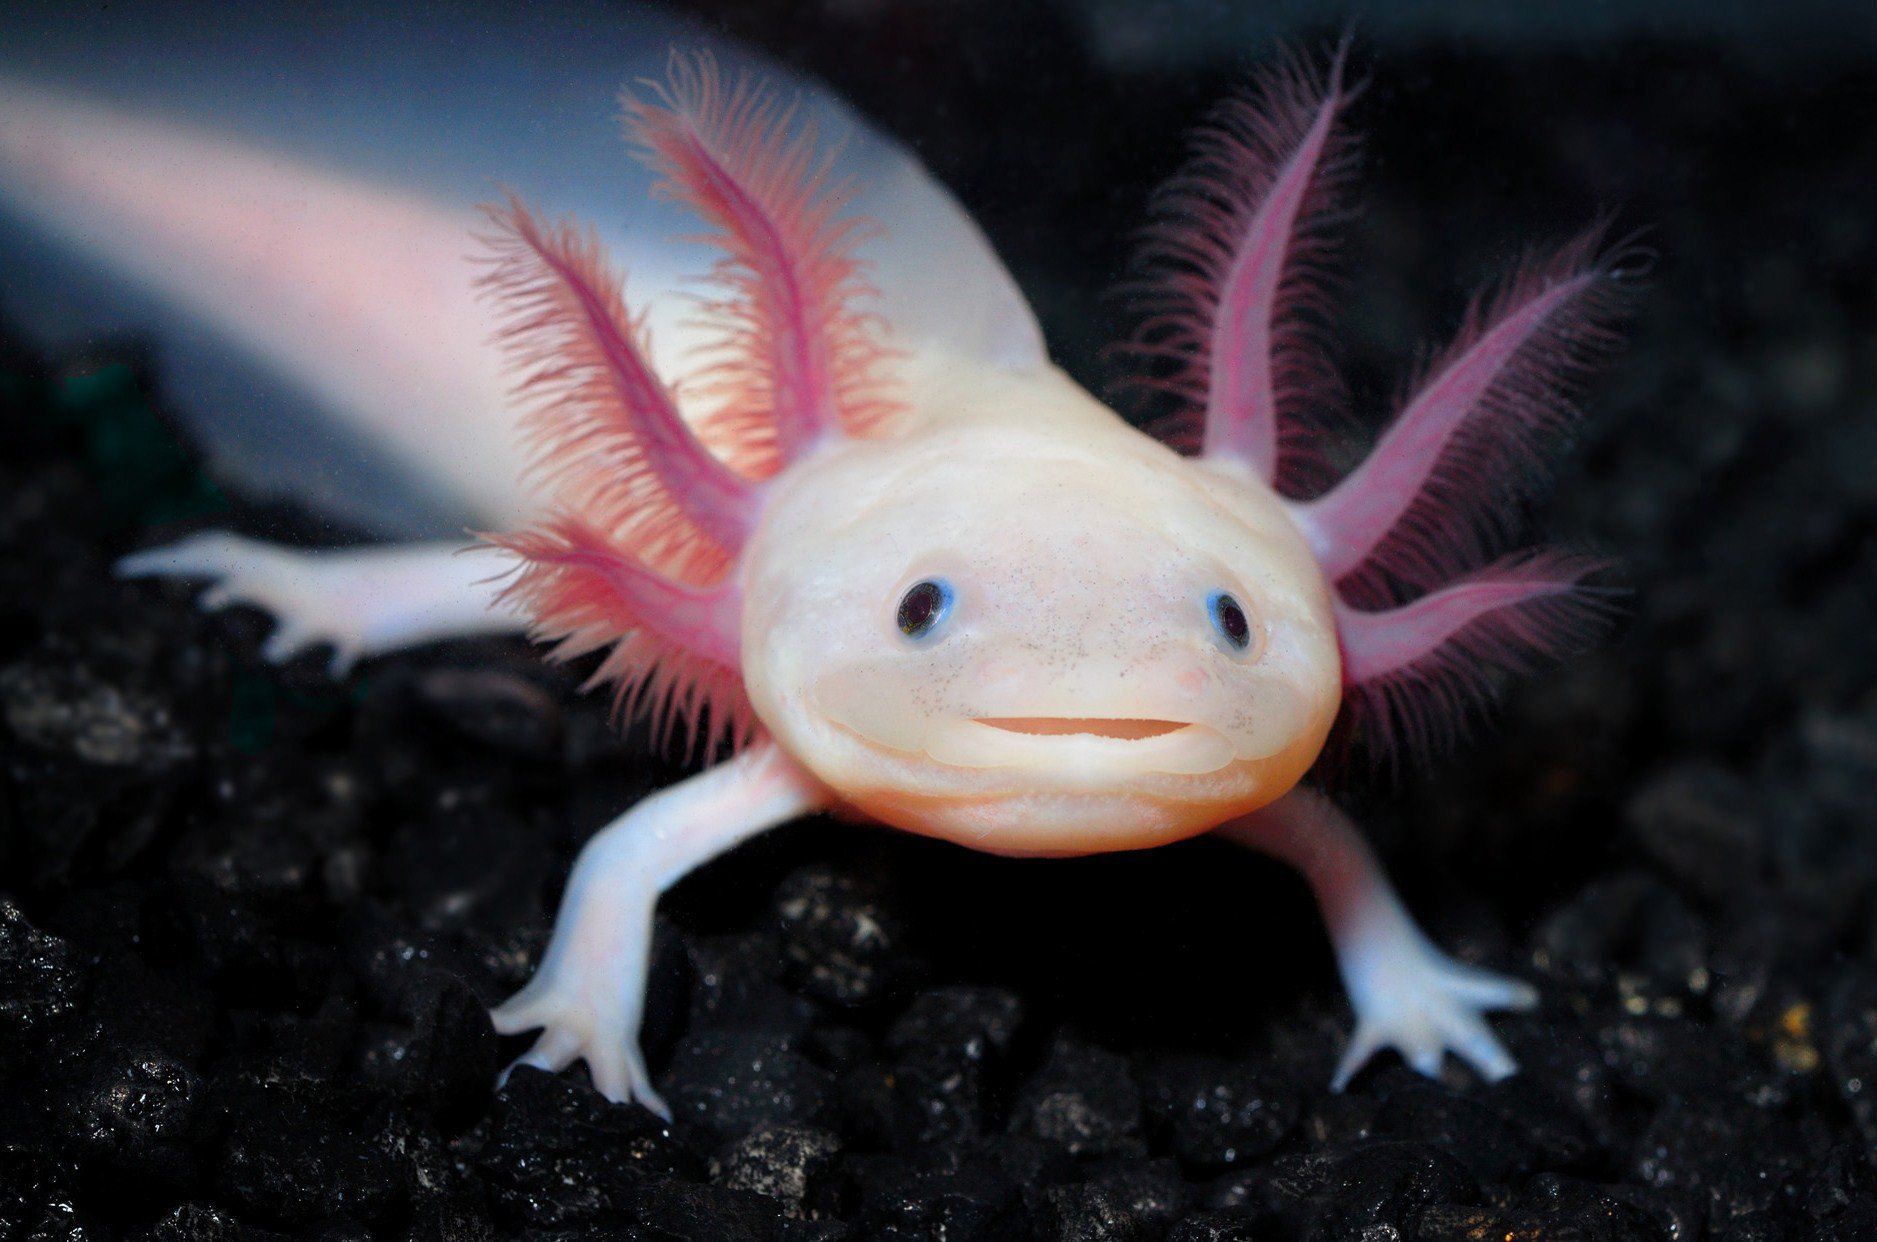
1331,1023 -> 1386,1092
514,1025 -> 582,1075
1446,1013 -> 1519,1082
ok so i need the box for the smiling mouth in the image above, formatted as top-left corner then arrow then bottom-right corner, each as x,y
973,717 -> 1190,741
915,716 -> 1235,777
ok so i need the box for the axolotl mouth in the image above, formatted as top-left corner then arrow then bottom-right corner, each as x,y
977,717 -> 1186,738
819,706 -> 1241,784
805,654 -> 1313,790
921,716 -> 1237,777
811,708 -> 1310,853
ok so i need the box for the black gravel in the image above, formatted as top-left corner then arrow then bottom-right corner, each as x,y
5,10 -> 1877,1241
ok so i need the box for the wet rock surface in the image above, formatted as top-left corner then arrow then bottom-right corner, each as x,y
4,11 -> 1877,1240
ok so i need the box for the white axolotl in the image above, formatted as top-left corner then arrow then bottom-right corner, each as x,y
0,9 -> 1624,1119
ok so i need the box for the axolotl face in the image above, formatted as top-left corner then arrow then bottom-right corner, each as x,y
739,393 -> 1343,857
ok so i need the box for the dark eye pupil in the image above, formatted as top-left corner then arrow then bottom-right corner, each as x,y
1212,592 -> 1250,650
898,580 -> 946,637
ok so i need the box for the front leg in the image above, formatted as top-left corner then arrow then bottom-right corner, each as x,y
490,743 -> 831,1118
118,532 -> 525,673
1216,787 -> 1536,1089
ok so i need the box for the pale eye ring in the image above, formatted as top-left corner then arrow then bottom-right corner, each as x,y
897,578 -> 953,640
1207,589 -> 1253,652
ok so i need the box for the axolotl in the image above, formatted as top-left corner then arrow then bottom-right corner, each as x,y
0,11 -> 1624,1118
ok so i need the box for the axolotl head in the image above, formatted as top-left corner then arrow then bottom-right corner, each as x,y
738,370 -> 1343,857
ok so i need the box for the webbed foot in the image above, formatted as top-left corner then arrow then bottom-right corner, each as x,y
121,532 -> 369,671
1214,787 -> 1537,1091
1332,929 -> 1535,1089
487,746 -> 831,1121
119,531 -> 518,672
491,968 -> 668,1119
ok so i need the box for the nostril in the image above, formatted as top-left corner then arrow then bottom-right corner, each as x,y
1176,667 -> 1210,697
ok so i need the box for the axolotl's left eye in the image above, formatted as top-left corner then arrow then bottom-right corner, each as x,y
897,578 -> 954,641
1207,589 -> 1254,653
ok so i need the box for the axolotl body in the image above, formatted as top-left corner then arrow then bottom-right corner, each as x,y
0,11 -> 1624,1119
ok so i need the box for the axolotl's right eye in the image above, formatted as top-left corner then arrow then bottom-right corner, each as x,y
897,578 -> 953,640
1207,589 -> 1254,653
